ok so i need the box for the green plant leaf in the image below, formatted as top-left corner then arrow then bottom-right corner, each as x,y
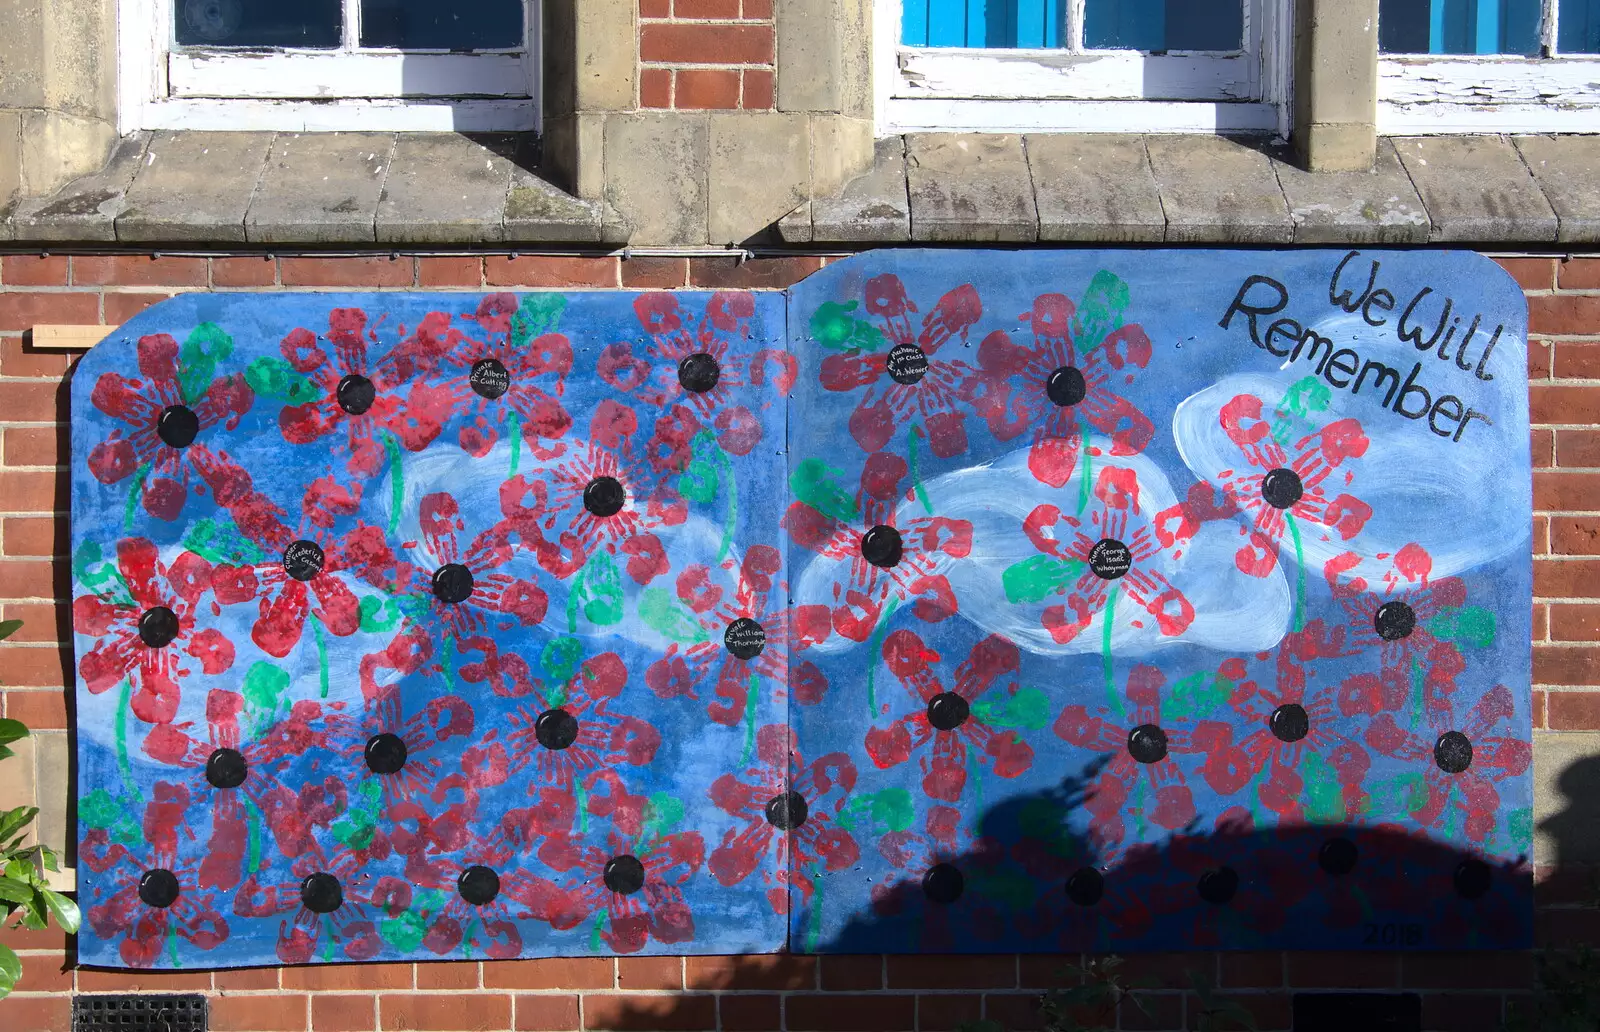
0,807 -> 38,844
41,890 -> 79,934
0,942 -> 20,999
0,877 -> 33,905
0,720 -> 28,748
0,620 -> 22,643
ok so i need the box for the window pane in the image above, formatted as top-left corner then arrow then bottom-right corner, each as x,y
900,0 -> 1067,47
361,0 -> 524,49
1084,0 -> 1243,51
1559,0 -> 1600,53
174,0 -> 341,47
1378,0 -> 1542,55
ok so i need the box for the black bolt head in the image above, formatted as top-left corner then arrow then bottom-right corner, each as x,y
724,618 -> 767,661
1198,866 -> 1239,905
922,863 -> 964,904
1270,703 -> 1310,743
1088,539 -> 1132,580
1065,867 -> 1105,907
535,709 -> 579,751
583,476 -> 626,519
431,563 -> 474,604
282,539 -> 325,582
138,606 -> 180,648
1046,365 -> 1087,407
205,748 -> 248,790
861,525 -> 904,569
138,868 -> 180,909
300,872 -> 343,914
1127,724 -> 1168,764
603,854 -> 646,896
156,405 -> 200,449
1260,467 -> 1304,510
470,358 -> 510,400
365,733 -> 408,774
678,352 -> 721,394
926,692 -> 970,731
1374,600 -> 1417,642
1435,731 -> 1473,774
765,790 -> 809,830
336,373 -> 376,415
885,343 -> 930,386
458,865 -> 501,906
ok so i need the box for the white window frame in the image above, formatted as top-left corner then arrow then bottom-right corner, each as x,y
1379,0 -> 1600,133
875,0 -> 1292,136
118,0 -> 540,132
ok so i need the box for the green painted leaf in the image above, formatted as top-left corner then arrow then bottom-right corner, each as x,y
1164,672 -> 1231,722
178,323 -> 234,404
241,661 -> 291,735
181,517 -> 265,566
1002,555 -> 1079,605
1429,606 -> 1497,648
73,542 -> 133,605
380,912 -> 427,952
358,595 -> 403,633
570,553 -> 623,627
1508,807 -> 1534,850
971,686 -> 1050,730
244,356 -> 320,405
511,294 -> 567,348
809,300 -> 885,352
1299,753 -> 1345,825
789,459 -> 859,523
642,793 -> 685,839
541,637 -> 584,700
639,588 -> 708,644
1074,269 -> 1130,346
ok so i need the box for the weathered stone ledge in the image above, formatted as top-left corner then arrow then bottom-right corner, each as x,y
3,129 -> 1597,248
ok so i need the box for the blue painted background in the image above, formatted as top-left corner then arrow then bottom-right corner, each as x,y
70,249 -> 1532,968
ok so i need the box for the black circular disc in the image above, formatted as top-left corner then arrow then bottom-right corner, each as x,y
1270,703 -> 1310,743
1065,867 -> 1104,907
1454,857 -> 1493,900
1318,837 -> 1358,877
1198,866 -> 1239,905
1435,731 -> 1474,774
724,618 -> 767,661
922,863 -> 964,904
156,405 -> 200,449
535,709 -> 579,751
1260,467 -> 1304,510
885,343 -> 930,386
926,692 -> 970,731
603,854 -> 646,896
137,606 -> 180,648
1046,365 -> 1088,408
431,563 -> 474,604
1374,600 -> 1417,642
1088,539 -> 1132,580
138,868 -> 180,909
583,476 -> 626,518
300,872 -> 343,914
470,358 -> 510,400
282,539 -> 325,582
678,352 -> 721,394
765,790 -> 809,830
861,525 -> 904,569
205,747 -> 248,789
1127,724 -> 1168,764
364,732 -> 407,774
336,373 -> 376,415
458,865 -> 501,906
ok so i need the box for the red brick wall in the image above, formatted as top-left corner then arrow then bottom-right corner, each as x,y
638,1 -> 776,110
0,251 -> 1591,1032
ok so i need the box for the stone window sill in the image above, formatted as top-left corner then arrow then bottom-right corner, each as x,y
3,130 -> 1597,248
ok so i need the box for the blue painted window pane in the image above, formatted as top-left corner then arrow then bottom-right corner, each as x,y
1378,0 -> 1542,55
903,0 -> 1064,46
1560,0 -> 1600,52
174,0 -> 341,47
361,0 -> 524,49
1084,0 -> 1243,50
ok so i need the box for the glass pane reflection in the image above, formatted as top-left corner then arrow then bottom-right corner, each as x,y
360,0 -> 524,50
174,0 -> 342,48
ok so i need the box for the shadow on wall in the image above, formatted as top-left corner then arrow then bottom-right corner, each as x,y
586,748 -> 1600,1032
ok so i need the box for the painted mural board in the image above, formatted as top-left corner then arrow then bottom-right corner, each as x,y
67,249 -> 1531,969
